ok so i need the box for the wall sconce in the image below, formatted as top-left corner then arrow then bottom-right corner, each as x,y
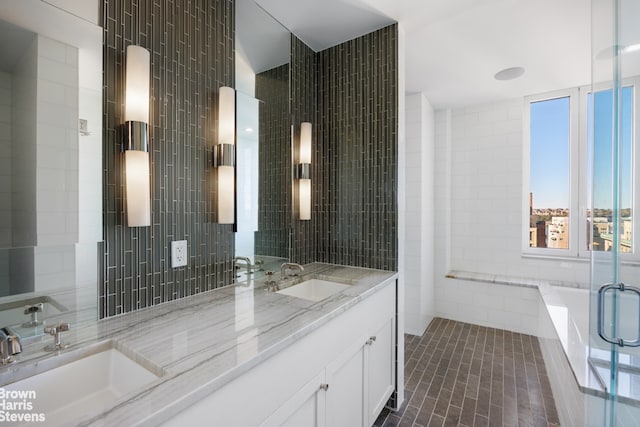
215,86 -> 236,224
295,122 -> 312,220
124,45 -> 151,227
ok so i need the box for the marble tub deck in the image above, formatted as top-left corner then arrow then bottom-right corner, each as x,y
0,263 -> 398,426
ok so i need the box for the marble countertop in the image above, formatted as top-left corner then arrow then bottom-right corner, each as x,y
0,263 -> 397,426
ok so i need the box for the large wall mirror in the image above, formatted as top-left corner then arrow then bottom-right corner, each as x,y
235,0 -> 291,270
0,0 -> 102,334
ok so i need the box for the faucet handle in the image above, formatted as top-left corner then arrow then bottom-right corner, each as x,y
24,302 -> 44,315
44,322 -> 70,351
23,302 -> 45,327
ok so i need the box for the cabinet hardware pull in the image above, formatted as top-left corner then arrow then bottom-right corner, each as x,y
366,336 -> 377,345
319,383 -> 329,391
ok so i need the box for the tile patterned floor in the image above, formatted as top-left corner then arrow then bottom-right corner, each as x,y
375,318 -> 560,427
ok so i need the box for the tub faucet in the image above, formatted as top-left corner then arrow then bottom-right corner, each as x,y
280,262 -> 304,280
0,327 -> 22,365
234,256 -> 252,276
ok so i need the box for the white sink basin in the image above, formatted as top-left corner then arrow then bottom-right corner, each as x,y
277,279 -> 350,302
5,348 -> 159,426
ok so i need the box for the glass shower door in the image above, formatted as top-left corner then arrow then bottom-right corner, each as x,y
590,0 -> 640,425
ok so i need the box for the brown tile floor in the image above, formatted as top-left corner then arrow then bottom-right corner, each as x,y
375,318 -> 560,427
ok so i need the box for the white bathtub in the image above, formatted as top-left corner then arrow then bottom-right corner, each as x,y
538,284 -> 640,427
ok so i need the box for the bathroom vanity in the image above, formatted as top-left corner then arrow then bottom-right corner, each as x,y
0,263 -> 400,427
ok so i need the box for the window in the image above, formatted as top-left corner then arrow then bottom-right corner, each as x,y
528,96 -> 572,250
587,87 -> 635,254
523,81 -> 639,260
524,89 -> 579,257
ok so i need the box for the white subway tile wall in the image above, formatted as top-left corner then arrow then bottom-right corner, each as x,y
11,36 -> 37,248
36,35 -> 79,247
434,99 -> 592,333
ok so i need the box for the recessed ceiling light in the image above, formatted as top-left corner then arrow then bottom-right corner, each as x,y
245,127 -> 253,133
494,66 -> 525,81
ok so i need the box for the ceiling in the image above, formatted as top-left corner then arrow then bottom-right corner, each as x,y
256,0 -> 592,109
236,0 -> 290,74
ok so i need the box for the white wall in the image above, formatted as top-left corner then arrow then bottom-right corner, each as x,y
236,53 -> 256,98
432,98 -> 592,334
12,37 -> 38,248
34,34 -> 79,292
42,0 -> 100,25
403,93 -> 435,336
76,59 -> 102,288
36,34 -> 79,246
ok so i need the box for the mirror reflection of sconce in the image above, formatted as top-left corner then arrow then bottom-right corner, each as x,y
215,86 -> 236,224
123,45 -> 151,227
295,122 -> 312,221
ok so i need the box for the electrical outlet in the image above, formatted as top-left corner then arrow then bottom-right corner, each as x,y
171,240 -> 188,268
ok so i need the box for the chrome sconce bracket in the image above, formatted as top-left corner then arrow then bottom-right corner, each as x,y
214,143 -> 235,167
294,163 -> 311,180
123,120 -> 149,152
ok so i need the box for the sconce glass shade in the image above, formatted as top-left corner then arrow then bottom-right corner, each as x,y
297,122 -> 312,221
300,122 -> 312,164
216,86 -> 235,224
125,45 -> 150,123
124,45 -> 151,227
217,165 -> 235,224
299,178 -> 311,220
219,86 -> 235,145
125,150 -> 151,226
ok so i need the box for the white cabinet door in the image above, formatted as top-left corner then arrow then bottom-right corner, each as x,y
325,335 -> 368,427
366,316 -> 396,425
260,371 -> 326,427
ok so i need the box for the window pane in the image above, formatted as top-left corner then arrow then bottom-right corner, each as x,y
529,97 -> 570,249
588,87 -> 634,252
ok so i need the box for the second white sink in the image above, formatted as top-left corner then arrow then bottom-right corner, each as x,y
4,347 -> 159,426
277,279 -> 350,302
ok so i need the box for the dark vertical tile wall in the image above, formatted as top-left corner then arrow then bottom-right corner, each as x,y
100,0 -> 235,318
314,24 -> 398,271
254,64 -> 291,258
290,35 -> 318,264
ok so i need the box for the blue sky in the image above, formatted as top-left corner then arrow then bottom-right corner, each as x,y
591,87 -> 633,211
530,97 -> 570,209
529,88 -> 633,211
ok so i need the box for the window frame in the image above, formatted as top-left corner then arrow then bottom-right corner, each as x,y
522,88 -> 580,258
523,80 -> 640,263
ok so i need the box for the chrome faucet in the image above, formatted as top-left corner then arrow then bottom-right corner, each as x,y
44,322 -> 70,351
234,256 -> 252,276
280,262 -> 304,280
0,327 -> 22,365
